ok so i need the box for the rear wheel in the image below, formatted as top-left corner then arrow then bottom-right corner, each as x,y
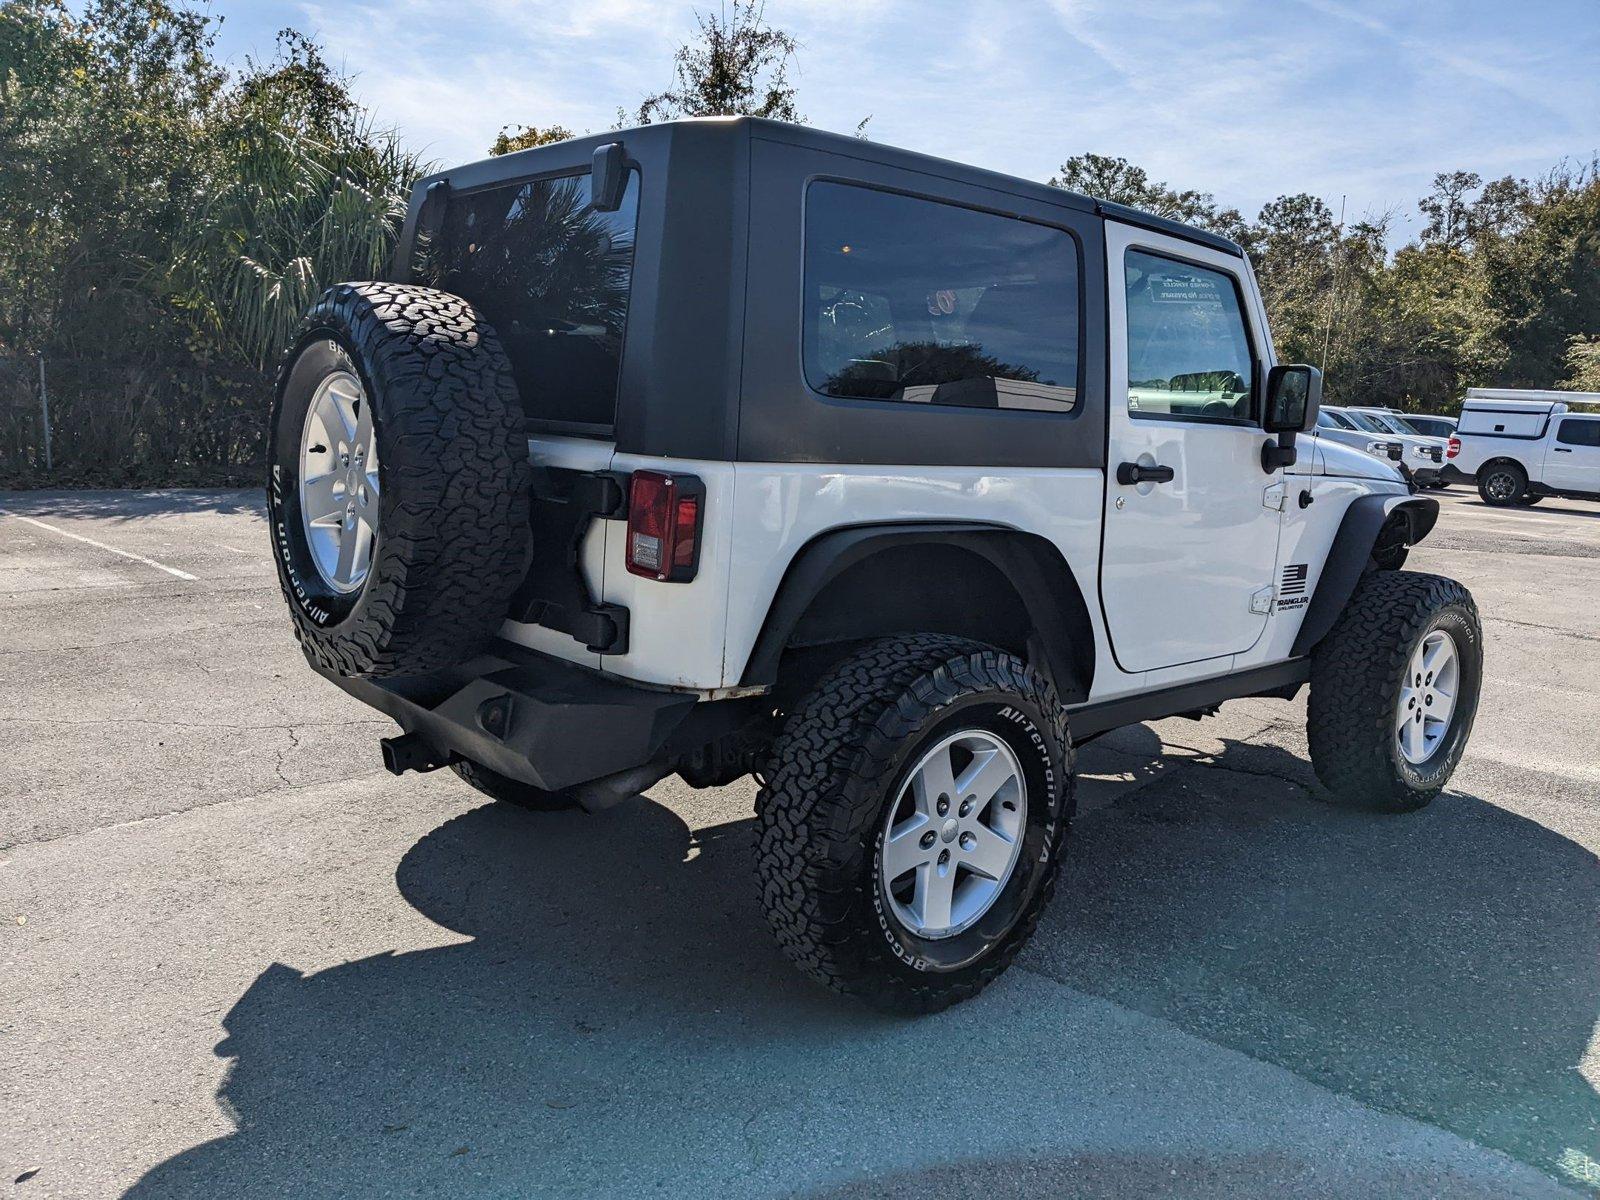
1308,571 -> 1482,811
754,634 -> 1072,1013
1477,462 -> 1526,507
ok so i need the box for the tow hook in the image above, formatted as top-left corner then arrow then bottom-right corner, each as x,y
380,732 -> 451,776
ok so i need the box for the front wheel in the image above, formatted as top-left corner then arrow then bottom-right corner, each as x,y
1308,571 -> 1482,811
755,635 -> 1073,1013
1477,463 -> 1526,507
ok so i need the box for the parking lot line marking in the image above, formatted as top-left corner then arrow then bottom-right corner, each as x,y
0,509 -> 198,581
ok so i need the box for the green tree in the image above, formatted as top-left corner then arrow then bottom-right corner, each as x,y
1048,153 -> 1245,239
490,123 -> 575,156
0,2 -> 420,483
167,30 -> 422,372
633,0 -> 801,124
1561,335 -> 1600,391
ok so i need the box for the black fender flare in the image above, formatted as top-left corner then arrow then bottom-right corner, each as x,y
1291,494 -> 1440,656
738,522 -> 1096,704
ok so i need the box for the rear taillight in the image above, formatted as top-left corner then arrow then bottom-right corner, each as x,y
625,470 -> 704,582
1447,435 -> 1461,459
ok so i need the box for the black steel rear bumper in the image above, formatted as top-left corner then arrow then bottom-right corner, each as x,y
312,640 -> 697,791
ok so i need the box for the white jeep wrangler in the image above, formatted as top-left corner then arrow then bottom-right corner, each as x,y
267,118 -> 1482,1012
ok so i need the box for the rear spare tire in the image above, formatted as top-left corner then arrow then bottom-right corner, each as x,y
268,283 -> 530,677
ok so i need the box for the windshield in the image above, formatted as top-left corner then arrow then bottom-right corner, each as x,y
1341,409 -> 1389,433
1364,411 -> 1417,435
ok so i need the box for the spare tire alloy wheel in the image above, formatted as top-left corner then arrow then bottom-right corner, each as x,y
268,283 -> 531,679
298,369 -> 380,593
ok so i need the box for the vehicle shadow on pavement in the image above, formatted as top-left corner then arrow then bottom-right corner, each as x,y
123,740 -> 1600,1197
1455,498 -> 1600,520
1026,734 -> 1600,1192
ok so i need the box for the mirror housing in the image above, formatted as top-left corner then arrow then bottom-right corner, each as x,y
591,142 -> 628,213
1264,363 -> 1322,433
1260,363 -> 1322,472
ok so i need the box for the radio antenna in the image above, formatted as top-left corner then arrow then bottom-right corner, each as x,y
1320,193 -> 1347,375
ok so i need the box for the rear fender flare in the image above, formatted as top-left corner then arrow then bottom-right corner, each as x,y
738,522 -> 1096,704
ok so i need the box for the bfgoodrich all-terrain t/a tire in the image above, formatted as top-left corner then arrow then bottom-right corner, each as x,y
1308,571 -> 1482,811
755,634 -> 1073,1014
267,283 -> 531,678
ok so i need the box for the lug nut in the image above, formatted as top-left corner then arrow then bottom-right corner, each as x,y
936,794 -> 949,816
919,831 -> 936,850
958,798 -> 974,818
959,831 -> 977,852
937,849 -> 950,867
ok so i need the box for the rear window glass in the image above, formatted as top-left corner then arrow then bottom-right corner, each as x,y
803,182 -> 1080,413
419,170 -> 640,430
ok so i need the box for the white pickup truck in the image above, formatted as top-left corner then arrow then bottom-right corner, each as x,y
1443,389 -> 1600,506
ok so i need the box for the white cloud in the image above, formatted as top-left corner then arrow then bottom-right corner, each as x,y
239,0 -> 1599,231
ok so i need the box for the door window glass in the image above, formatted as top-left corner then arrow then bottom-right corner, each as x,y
803,182 -> 1080,413
1124,249 -> 1255,423
1556,418 -> 1600,447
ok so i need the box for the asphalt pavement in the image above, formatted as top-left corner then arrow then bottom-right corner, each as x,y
2,486 -> 1597,1198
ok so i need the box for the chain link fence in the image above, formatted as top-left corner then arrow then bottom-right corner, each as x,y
0,352 -> 270,489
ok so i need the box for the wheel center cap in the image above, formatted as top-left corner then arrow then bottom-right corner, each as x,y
940,818 -> 959,844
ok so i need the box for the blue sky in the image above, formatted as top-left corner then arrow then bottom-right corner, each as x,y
209,0 -> 1600,237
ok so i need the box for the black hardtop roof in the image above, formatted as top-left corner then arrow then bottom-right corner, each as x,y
428,116 -> 1245,258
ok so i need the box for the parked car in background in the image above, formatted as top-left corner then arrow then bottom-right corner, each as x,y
1401,413 -> 1458,440
1326,406 -> 1444,487
1444,389 -> 1600,505
1314,407 -> 1403,463
1343,407 -> 1448,486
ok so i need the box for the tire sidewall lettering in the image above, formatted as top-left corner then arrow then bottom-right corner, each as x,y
270,334 -> 370,633
868,688 -> 1066,975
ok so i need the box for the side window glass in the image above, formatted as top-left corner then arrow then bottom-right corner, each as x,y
1556,419 -> 1600,447
1124,249 -> 1256,424
803,182 -> 1080,413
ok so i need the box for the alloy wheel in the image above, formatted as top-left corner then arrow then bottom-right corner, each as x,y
298,369 -> 380,593
879,729 -> 1027,939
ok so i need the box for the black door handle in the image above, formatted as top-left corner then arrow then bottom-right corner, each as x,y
1116,462 -> 1176,485
1554,447 -> 1573,453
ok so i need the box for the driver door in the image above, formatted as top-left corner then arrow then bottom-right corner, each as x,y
1099,222 -> 1283,674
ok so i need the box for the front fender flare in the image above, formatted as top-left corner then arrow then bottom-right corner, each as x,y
1291,494 -> 1439,657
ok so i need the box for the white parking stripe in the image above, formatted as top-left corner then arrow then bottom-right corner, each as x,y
0,509 -> 198,581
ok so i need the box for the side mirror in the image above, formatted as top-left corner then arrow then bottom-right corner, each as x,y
591,142 -> 628,213
1264,364 -> 1322,433
1260,364 -> 1322,473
